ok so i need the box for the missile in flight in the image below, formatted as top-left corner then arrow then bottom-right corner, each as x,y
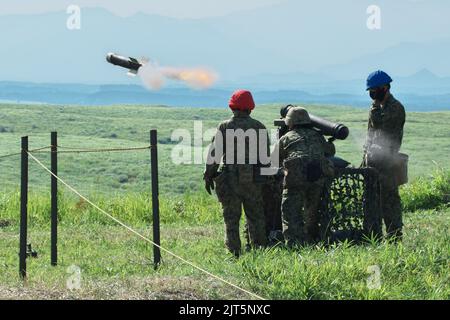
106,53 -> 145,76
106,52 -> 218,89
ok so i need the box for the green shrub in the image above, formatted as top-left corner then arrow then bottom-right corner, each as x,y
401,168 -> 450,212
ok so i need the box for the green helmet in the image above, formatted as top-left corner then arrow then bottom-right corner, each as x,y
285,106 -> 311,127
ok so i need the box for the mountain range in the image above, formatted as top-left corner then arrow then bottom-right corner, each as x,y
1,78 -> 448,111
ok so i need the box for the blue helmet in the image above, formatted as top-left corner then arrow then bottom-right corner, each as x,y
366,70 -> 393,90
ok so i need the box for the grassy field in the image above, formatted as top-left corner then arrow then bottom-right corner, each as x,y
0,102 -> 449,300
0,192 -> 448,300
0,103 -> 449,195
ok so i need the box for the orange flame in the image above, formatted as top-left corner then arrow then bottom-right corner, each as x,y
162,67 -> 218,89
138,62 -> 218,90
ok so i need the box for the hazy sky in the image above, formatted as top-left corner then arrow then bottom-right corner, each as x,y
0,0 -> 285,18
0,0 -> 434,17
0,0 -> 449,83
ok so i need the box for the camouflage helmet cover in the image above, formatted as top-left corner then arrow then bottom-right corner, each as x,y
285,106 -> 311,126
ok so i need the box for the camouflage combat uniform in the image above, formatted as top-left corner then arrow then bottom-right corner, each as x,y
204,110 -> 269,256
364,94 -> 406,239
277,127 -> 333,245
262,123 -> 335,242
262,177 -> 283,236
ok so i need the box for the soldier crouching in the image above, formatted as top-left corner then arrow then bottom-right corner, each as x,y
274,107 -> 334,246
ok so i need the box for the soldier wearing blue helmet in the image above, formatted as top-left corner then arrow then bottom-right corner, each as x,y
363,70 -> 406,241
366,70 -> 393,91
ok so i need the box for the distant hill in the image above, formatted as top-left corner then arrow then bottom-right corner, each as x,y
238,68 -> 450,96
0,81 -> 448,111
320,41 -> 450,82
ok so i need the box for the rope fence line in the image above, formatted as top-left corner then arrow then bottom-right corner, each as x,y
1,143 -> 151,159
0,151 -> 21,160
29,145 -> 152,154
0,146 -> 52,160
26,151 -> 266,301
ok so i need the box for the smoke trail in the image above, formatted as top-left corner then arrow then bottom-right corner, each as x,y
138,61 -> 218,90
350,129 -> 367,151
137,62 -> 165,90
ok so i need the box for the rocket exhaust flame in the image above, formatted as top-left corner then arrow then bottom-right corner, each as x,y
139,64 -> 218,90
106,53 -> 218,90
162,67 -> 218,89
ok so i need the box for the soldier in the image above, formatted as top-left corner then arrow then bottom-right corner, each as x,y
275,107 -> 334,246
269,105 -> 337,243
203,89 -> 269,257
363,70 -> 406,241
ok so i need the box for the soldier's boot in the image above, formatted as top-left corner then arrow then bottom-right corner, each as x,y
384,215 -> 403,242
386,228 -> 403,243
281,189 -> 305,247
304,224 -> 320,244
225,224 -> 241,257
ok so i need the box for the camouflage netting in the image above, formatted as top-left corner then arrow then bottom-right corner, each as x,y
319,167 -> 382,242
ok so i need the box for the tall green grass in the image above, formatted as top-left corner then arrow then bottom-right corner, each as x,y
1,170 -> 448,227
0,190 -> 222,227
401,168 -> 450,212
0,171 -> 448,299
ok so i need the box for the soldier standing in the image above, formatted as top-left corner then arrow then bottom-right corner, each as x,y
364,70 -> 406,240
276,107 -> 334,246
203,90 -> 269,257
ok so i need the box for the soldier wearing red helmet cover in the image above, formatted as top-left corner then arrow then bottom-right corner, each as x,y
203,90 -> 269,257
228,89 -> 256,112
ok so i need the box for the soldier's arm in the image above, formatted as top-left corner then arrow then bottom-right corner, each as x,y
364,107 -> 377,152
261,124 -> 271,162
369,102 -> 383,126
204,125 -> 223,180
255,122 -> 270,155
381,103 -> 405,133
254,121 -> 272,168
382,103 -> 406,152
276,137 -> 287,166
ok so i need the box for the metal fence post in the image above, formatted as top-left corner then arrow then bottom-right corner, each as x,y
51,132 -> 58,266
19,136 -> 29,279
150,130 -> 161,269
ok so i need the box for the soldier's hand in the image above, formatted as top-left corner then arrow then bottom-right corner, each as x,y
371,102 -> 382,112
372,99 -> 382,107
205,179 -> 215,195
